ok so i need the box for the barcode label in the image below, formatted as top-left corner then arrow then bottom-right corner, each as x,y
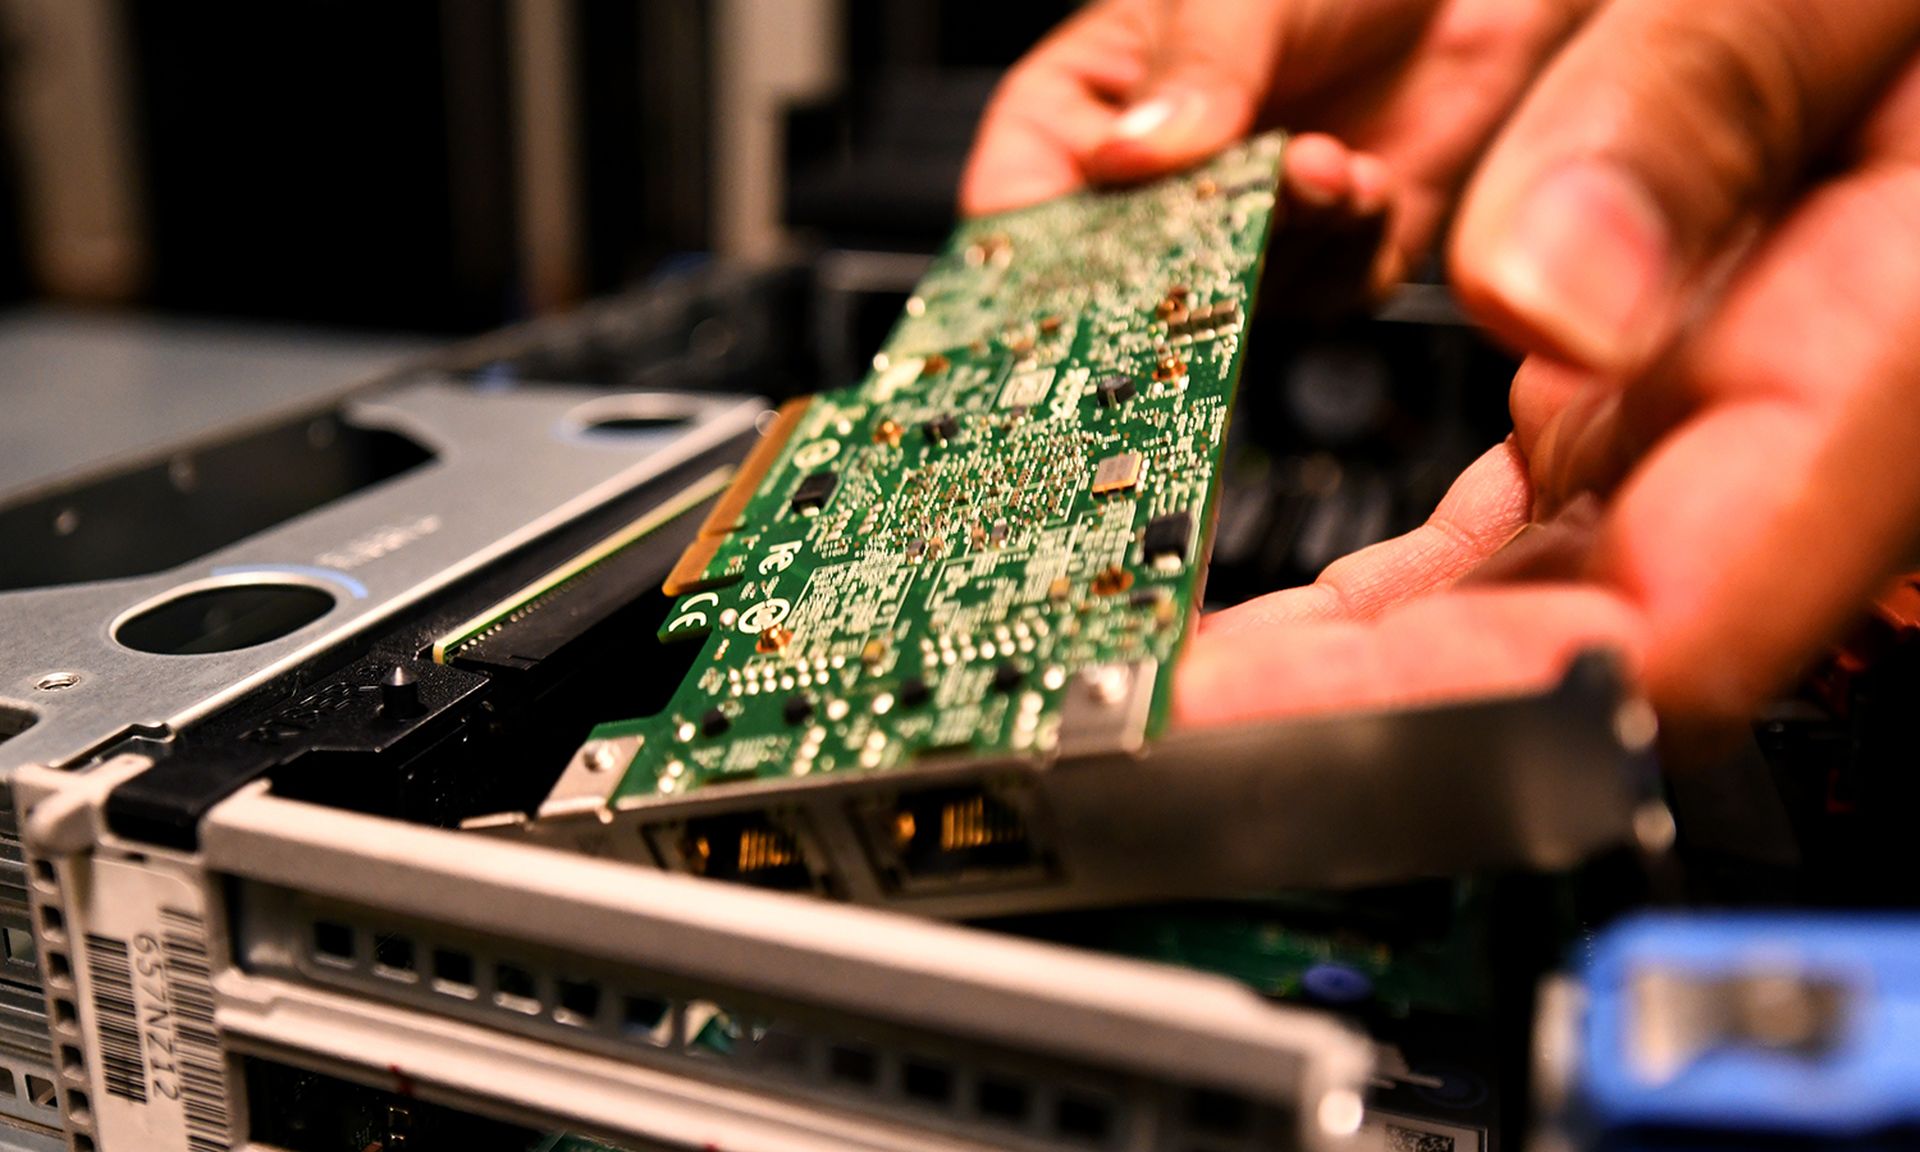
1387,1126 -> 1458,1152
160,908 -> 230,1152
73,855 -> 232,1152
84,934 -> 147,1103
1373,1113 -> 1485,1152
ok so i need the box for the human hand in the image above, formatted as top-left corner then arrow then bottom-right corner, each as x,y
1176,0 -> 1920,756
960,0 -> 1596,310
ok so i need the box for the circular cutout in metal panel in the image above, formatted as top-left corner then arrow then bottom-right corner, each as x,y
114,582 -> 336,655
564,393 -> 703,437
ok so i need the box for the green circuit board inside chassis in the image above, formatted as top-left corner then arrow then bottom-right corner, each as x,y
598,133 -> 1285,807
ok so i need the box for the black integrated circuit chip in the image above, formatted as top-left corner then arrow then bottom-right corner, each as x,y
1095,376 -> 1138,408
1143,510 -> 1194,567
922,414 -> 961,443
790,470 -> 839,514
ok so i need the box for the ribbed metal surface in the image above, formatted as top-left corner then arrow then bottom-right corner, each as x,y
0,795 -> 45,1067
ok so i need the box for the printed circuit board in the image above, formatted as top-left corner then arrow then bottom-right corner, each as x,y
598,133 -> 1285,809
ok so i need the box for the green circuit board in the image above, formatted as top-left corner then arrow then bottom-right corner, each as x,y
597,133 -> 1284,807
994,887 -> 1492,1018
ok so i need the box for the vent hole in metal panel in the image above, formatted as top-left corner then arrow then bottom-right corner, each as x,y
977,1076 -> 1032,1125
623,994 -> 673,1045
568,394 -> 701,438
431,948 -> 475,993
115,582 -> 335,655
0,411 -> 432,592
827,1043 -> 880,1088
1186,1088 -> 1254,1137
555,979 -> 602,1024
312,921 -> 354,964
494,962 -> 540,1012
1055,1091 -> 1117,1144
23,1075 -> 52,1107
902,1058 -> 956,1107
373,933 -> 415,977
0,707 -> 32,748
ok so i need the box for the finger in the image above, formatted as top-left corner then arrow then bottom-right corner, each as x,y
1462,493 -> 1602,584
1204,439 -> 1532,633
959,0 -> 1156,215
1083,0 -> 1289,183
1451,0 -> 1920,372
959,72 -> 1117,216
1350,154 -> 1410,294
1347,153 -> 1393,220
1509,356 -> 1594,458
1599,199 -> 1920,724
1085,0 -> 1447,184
1177,584 -> 1643,724
1283,132 -> 1358,209
1581,61 -> 1920,726
1261,136 -> 1403,314
1290,0 -> 1598,269
1509,358 -> 1644,520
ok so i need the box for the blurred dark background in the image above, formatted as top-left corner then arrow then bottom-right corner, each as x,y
0,0 -> 1076,332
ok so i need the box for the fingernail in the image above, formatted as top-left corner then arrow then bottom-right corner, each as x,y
1285,163 -> 1343,209
1112,96 -> 1177,140
1283,134 -> 1351,209
1484,162 -> 1671,369
1108,86 -> 1209,143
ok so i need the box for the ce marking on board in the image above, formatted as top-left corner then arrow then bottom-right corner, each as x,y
666,591 -> 793,635
666,591 -> 721,634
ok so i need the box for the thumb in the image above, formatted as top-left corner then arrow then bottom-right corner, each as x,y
1451,0 -> 1920,373
1083,0 -> 1289,182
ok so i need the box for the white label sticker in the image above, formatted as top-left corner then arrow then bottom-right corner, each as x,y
80,857 -> 232,1152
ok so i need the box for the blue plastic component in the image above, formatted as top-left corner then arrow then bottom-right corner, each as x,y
1574,914 -> 1920,1138
1302,962 -> 1374,1005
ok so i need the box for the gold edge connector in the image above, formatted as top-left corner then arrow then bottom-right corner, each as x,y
432,468 -> 735,663
663,396 -> 815,596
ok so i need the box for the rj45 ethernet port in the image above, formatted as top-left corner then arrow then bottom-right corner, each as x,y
648,811 -> 828,893
862,784 -> 1053,892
